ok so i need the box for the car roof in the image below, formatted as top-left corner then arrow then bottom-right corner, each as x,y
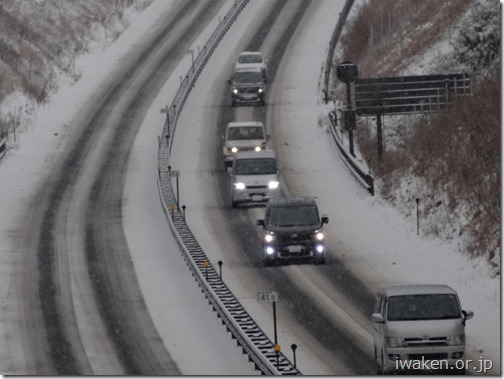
266,196 -> 318,208
379,284 -> 458,297
227,121 -> 264,128
234,66 -> 263,73
238,51 -> 262,57
234,150 -> 276,160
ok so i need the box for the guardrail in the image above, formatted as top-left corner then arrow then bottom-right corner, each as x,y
322,0 -> 354,102
0,138 -> 6,162
157,0 -> 300,375
327,111 -> 374,195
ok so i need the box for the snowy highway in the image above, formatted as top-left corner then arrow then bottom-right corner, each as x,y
0,0 -> 499,376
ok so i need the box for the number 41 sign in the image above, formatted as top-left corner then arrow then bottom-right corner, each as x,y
257,291 -> 278,303
257,291 -> 279,346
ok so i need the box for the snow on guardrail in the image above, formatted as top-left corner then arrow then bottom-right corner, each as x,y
327,111 -> 374,196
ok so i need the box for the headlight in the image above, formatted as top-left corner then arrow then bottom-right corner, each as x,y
314,232 -> 324,240
258,88 -> 263,93
264,233 -> 274,243
230,146 -> 238,153
254,146 -> 262,152
385,337 -> 404,348
234,182 -> 245,190
232,88 -> 238,94
315,244 -> 324,253
268,181 -> 279,189
447,335 -> 465,346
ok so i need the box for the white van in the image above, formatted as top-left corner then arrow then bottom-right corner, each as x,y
371,284 -> 473,374
222,121 -> 267,167
229,150 -> 280,208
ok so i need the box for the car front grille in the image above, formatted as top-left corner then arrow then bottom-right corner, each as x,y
239,87 -> 260,94
404,337 -> 448,347
408,353 -> 448,361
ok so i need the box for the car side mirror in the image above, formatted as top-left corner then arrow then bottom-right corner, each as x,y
321,216 -> 329,224
462,310 -> 474,321
371,313 -> 384,323
256,219 -> 265,227
227,79 -> 232,85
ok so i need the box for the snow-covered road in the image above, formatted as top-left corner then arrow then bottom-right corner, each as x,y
0,0 -> 500,375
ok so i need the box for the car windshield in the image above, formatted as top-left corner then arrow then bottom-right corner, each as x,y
228,127 -> 264,140
388,294 -> 461,321
233,71 -> 263,84
238,54 -> 262,64
235,158 -> 276,175
268,205 -> 320,227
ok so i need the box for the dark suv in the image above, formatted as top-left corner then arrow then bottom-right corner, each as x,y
228,67 -> 267,107
256,197 -> 329,265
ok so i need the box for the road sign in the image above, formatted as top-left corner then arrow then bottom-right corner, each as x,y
257,291 -> 278,303
354,73 -> 471,116
336,61 -> 358,84
167,170 -> 180,177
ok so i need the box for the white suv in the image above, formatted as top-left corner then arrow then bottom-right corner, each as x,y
229,150 -> 280,208
235,51 -> 267,79
223,121 -> 267,167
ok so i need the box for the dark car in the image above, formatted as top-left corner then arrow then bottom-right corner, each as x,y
228,67 -> 267,107
256,197 -> 329,265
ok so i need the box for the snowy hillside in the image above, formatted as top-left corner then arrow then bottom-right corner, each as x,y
0,0 -> 152,140
334,0 -> 500,272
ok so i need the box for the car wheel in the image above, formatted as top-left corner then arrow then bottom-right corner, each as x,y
232,201 -> 238,208
260,99 -> 266,106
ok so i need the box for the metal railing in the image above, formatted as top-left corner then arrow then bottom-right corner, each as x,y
157,0 -> 300,375
327,111 -> 374,195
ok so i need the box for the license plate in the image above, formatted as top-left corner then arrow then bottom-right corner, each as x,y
251,195 -> 263,202
287,245 -> 303,253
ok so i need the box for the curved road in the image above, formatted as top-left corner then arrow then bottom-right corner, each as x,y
7,1 -> 225,374
5,0 -> 378,376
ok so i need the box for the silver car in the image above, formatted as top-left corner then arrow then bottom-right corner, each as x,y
235,51 -> 268,79
371,284 -> 474,374
229,150 -> 280,208
222,121 -> 267,167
